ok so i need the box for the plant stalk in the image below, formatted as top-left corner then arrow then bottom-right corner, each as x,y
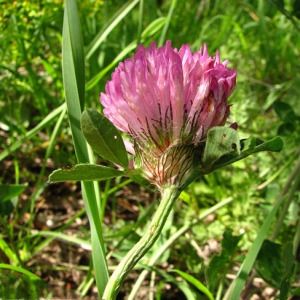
102,185 -> 181,300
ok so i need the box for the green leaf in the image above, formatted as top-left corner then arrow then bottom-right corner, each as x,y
255,241 -> 296,300
49,164 -> 124,182
0,184 -> 27,202
141,17 -> 168,39
206,254 -> 229,292
85,0 -> 139,60
0,104 -> 65,162
255,240 -> 284,289
0,184 -> 27,215
206,229 -> 242,293
242,136 -> 283,153
0,238 -> 19,264
293,0 -> 300,19
221,229 -> 243,257
273,101 -> 298,123
81,109 -> 128,168
280,242 -> 296,300
32,231 -> 91,249
0,263 -> 41,281
291,286 -> 300,296
202,126 -> 240,166
172,269 -> 214,300
277,122 -> 295,136
62,0 -> 109,295
205,136 -> 283,173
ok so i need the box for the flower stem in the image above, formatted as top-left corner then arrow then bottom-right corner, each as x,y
102,185 -> 181,300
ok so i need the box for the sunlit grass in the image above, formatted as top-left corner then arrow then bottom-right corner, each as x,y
1,0 -> 299,298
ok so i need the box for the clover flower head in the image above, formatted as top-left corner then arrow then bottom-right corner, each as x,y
100,41 -> 237,189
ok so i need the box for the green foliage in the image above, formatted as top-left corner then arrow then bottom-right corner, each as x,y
81,109 -> 128,168
201,127 -> 282,174
172,269 -> 214,300
206,229 -> 242,293
0,264 -> 45,299
1,0 -> 300,298
255,240 -> 296,300
62,0 -> 109,295
0,184 -> 27,214
202,127 -> 241,167
49,164 -> 124,182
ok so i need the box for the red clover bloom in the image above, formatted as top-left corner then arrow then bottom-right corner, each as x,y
100,41 -> 237,189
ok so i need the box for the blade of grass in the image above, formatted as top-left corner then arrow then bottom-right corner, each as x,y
225,149 -> 300,299
86,16 -> 167,91
0,238 -> 19,265
172,269 -> 214,300
0,263 -> 41,281
30,208 -> 86,256
136,0 -> 144,45
85,0 -> 139,60
86,41 -> 137,91
158,0 -> 177,47
0,103 -> 65,162
224,194 -> 286,299
29,104 -> 67,217
270,151 -> 300,241
32,231 -> 91,250
62,0 -> 108,296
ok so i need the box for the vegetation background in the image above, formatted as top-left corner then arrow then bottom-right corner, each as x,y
0,0 -> 300,299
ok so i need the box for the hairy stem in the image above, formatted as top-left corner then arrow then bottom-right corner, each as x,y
102,185 -> 181,300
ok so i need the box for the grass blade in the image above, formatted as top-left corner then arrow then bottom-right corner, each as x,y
62,0 -> 108,296
85,0 -> 139,60
172,269 -> 214,300
0,103 -> 65,162
225,195 -> 285,300
0,263 -> 41,281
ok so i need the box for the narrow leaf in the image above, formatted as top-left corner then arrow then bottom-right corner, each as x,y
0,263 -> 41,281
85,0 -> 139,59
49,164 -> 124,182
0,104 -> 65,162
81,109 -> 128,168
172,269 -> 214,300
32,231 -> 91,250
62,0 -> 109,295
0,239 -> 19,264
226,194 -> 285,300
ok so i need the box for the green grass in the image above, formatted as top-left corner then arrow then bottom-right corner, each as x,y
1,0 -> 300,299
